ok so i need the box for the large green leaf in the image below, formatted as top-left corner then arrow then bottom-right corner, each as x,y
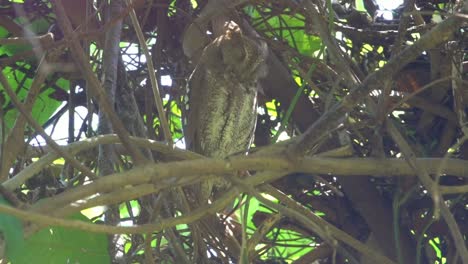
0,196 -> 25,261
9,213 -> 110,264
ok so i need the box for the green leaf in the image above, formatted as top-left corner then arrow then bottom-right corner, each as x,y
1,67 -> 67,130
0,196 -> 25,261
9,213 -> 110,264
355,0 -> 366,12
0,17 -> 50,57
253,12 -> 322,55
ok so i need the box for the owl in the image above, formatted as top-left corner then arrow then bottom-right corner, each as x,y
183,22 -> 268,199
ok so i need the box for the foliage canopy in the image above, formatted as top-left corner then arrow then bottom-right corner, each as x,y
0,0 -> 468,263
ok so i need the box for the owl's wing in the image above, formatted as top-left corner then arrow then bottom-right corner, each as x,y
183,65 -> 204,153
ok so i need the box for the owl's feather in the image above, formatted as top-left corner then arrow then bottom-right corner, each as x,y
184,22 -> 267,198
185,24 -> 266,155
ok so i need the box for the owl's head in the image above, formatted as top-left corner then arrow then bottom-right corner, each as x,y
218,22 -> 268,81
219,22 -> 246,66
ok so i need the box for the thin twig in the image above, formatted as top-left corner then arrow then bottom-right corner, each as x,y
0,189 -> 240,236
386,120 -> 468,263
125,0 -> 173,146
50,0 -> 146,165
0,32 -> 54,45
0,54 -> 51,180
289,4 -> 467,156
0,70 -> 97,179
252,184 -> 395,264
5,134 -> 468,192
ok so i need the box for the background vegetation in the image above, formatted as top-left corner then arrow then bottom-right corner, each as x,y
0,0 -> 467,263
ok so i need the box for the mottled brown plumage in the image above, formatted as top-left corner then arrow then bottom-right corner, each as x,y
183,22 -> 267,198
